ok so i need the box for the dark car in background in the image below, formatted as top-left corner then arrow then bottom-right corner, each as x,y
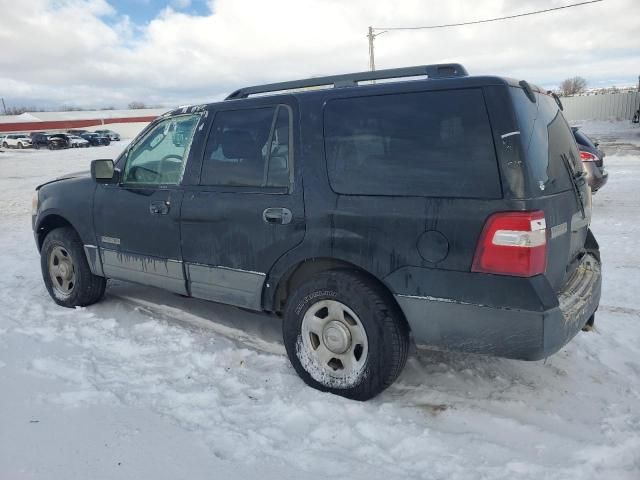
47,133 -> 70,149
572,127 -> 608,192
94,129 -> 121,141
31,132 -> 51,149
81,132 -> 110,146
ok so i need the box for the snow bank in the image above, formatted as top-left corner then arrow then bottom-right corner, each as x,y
0,123 -> 639,479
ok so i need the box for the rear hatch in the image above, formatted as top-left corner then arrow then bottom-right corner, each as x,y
510,86 -> 592,291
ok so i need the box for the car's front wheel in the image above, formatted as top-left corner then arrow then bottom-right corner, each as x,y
41,227 -> 106,308
283,270 -> 410,401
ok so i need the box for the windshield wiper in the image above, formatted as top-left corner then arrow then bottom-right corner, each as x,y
561,153 -> 585,218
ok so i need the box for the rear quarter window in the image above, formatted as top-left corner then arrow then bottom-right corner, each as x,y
323,88 -> 501,198
510,87 -> 579,194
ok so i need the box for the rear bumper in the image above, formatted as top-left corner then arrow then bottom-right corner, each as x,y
394,254 -> 601,360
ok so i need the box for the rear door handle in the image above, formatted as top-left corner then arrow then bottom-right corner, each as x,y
149,200 -> 170,215
263,207 -> 292,225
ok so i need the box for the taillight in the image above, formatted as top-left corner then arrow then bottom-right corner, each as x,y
580,151 -> 597,162
472,211 -> 547,277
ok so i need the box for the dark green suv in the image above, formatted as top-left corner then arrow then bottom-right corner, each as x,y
32,64 -> 601,400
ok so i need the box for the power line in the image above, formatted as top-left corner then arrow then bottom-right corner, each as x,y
367,0 -> 604,70
373,0 -> 603,31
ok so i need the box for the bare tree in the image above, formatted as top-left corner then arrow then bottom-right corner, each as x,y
61,105 -> 86,112
559,76 -> 587,96
4,106 -> 37,115
128,101 -> 147,109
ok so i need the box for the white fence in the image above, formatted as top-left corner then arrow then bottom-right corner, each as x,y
561,91 -> 640,121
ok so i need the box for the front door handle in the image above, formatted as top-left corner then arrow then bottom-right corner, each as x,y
149,200 -> 170,215
263,207 -> 292,225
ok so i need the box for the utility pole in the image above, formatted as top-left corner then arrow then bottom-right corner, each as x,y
367,26 -> 376,71
367,27 -> 387,72
1,98 -> 6,115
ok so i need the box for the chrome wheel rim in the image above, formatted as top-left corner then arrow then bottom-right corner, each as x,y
299,299 -> 368,384
49,246 -> 76,297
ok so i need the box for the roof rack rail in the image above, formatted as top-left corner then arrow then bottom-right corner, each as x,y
225,63 -> 468,100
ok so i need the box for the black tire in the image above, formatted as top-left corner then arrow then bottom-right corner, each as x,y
40,227 -> 106,308
283,269 -> 410,401
18,142 -> 23,149
2,142 -> 7,148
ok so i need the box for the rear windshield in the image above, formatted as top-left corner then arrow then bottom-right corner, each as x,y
323,88 -> 501,198
510,87 -> 580,194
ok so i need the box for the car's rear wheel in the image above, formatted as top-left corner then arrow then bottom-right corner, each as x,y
1,142 -> 7,148
283,269 -> 410,401
41,227 -> 106,308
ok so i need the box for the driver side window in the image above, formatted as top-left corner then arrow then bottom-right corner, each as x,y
123,114 -> 200,185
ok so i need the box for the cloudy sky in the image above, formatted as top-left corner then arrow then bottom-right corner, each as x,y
0,0 -> 638,110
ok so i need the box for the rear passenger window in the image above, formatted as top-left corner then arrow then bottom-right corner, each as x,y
323,89 -> 500,197
201,106 -> 291,188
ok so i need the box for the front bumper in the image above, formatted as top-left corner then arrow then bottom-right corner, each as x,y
394,254 -> 601,360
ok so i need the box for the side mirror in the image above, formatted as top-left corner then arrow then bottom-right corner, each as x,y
91,159 -> 119,184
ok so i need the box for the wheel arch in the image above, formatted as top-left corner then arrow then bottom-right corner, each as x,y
269,256 -> 408,328
35,213 -> 77,251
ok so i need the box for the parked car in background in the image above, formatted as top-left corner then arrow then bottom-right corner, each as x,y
81,132 -> 110,146
2,133 -> 32,149
31,132 -> 51,149
68,135 -> 90,148
94,129 -> 121,141
67,129 -> 89,136
47,133 -> 70,150
572,127 -> 608,192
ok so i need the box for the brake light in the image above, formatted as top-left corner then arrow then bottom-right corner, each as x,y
472,211 -> 547,277
580,151 -> 597,162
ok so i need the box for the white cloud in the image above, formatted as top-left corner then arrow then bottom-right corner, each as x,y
0,0 -> 638,109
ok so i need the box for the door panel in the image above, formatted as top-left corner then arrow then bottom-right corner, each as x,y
180,99 -> 305,309
181,190 -> 304,308
92,113 -> 202,294
94,186 -> 186,293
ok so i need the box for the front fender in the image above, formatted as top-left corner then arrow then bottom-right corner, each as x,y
35,177 -> 97,249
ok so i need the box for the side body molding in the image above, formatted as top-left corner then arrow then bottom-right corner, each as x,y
186,264 -> 266,310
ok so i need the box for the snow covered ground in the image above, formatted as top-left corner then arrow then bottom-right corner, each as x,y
1,124 -> 639,480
